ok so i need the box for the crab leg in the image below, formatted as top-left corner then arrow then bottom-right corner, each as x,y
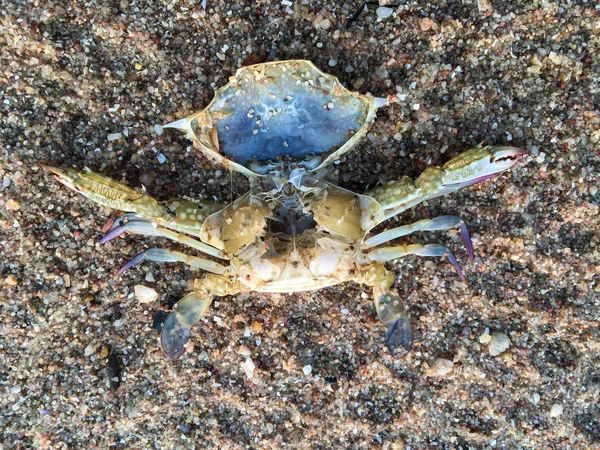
159,198 -> 223,237
117,248 -> 226,275
41,164 -> 223,228
368,243 -> 465,280
161,274 -> 238,359
160,292 -> 212,359
42,164 -> 228,255
41,165 -> 170,220
364,215 -> 473,259
101,216 -> 226,259
359,264 -> 413,358
365,146 -> 528,223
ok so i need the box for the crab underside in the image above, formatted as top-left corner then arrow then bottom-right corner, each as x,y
43,60 -> 527,360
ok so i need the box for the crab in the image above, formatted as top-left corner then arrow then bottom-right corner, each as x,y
42,60 -> 527,360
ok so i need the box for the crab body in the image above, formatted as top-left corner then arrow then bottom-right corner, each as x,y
43,60 -> 527,359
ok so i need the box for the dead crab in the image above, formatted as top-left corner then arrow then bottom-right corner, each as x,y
43,60 -> 527,359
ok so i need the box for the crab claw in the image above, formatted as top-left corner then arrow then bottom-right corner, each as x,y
441,146 -> 528,189
39,164 -> 80,190
41,164 -> 167,219
160,293 -> 212,359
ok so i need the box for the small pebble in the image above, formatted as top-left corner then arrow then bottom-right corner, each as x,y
84,344 -> 96,357
341,308 -> 349,315
589,185 -> 598,196
532,393 -> 540,404
242,357 -> 255,378
420,17 -> 438,31
156,153 -> 167,164
6,199 -> 20,211
374,65 -> 388,80
376,7 -> 394,20
479,328 -> 492,344
426,358 -> 454,377
239,345 -> 251,357
315,17 -> 331,30
489,332 -> 511,356
549,404 -> 563,417
352,77 -> 365,89
154,124 -> 164,136
107,133 -> 122,141
303,365 -> 312,376
134,285 -> 159,303
251,320 -> 263,333
145,272 -> 155,283
4,275 -> 18,286
477,0 -> 492,12
63,273 -> 71,288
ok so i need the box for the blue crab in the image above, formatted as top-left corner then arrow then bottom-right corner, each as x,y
42,60 -> 527,359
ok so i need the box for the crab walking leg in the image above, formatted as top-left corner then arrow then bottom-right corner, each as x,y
161,274 -> 239,359
364,215 -> 473,259
100,217 -> 226,259
117,248 -> 227,275
368,243 -> 465,281
360,264 -> 413,358
365,146 -> 528,223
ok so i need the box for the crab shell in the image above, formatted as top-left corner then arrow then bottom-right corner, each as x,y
164,60 -> 395,178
